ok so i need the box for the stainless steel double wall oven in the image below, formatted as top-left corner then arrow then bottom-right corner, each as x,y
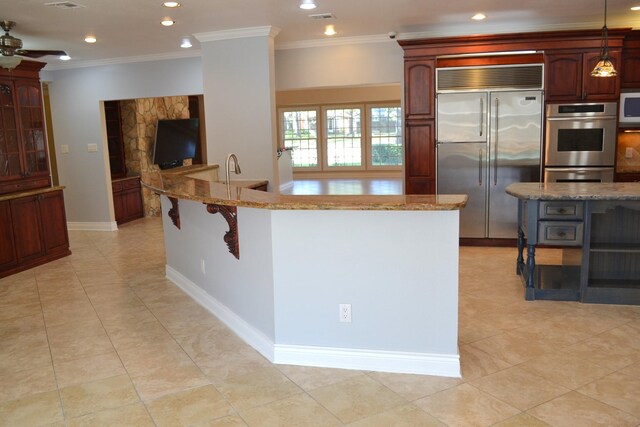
544,102 -> 617,182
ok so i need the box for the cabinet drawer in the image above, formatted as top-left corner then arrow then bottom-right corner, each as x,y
538,221 -> 584,246
539,201 -> 583,220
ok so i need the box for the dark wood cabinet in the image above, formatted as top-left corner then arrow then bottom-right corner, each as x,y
0,189 -> 70,278
545,50 -> 621,102
0,61 -> 51,195
404,59 -> 435,120
615,172 -> 640,182
104,101 -> 127,179
112,177 -> 143,224
622,31 -> 640,89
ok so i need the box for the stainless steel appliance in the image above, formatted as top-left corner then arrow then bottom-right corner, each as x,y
545,103 -> 617,170
436,89 -> 543,238
620,92 -> 640,127
544,167 -> 614,183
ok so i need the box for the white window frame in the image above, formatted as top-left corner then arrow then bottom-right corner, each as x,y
366,103 -> 403,170
322,104 -> 365,171
279,106 -> 322,172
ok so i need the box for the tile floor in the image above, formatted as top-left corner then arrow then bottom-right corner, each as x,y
1,217 -> 640,426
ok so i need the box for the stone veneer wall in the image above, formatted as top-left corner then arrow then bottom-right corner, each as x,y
119,96 -> 190,217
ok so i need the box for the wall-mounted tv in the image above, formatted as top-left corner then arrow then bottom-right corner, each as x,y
152,118 -> 199,170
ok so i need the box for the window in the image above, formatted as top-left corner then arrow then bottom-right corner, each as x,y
279,103 -> 402,172
282,109 -> 318,168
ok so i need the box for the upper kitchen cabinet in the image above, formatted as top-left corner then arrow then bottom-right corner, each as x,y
545,49 -> 621,102
404,58 -> 435,120
622,31 -> 640,89
0,61 -> 51,195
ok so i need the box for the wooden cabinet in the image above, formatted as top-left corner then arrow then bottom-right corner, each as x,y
112,177 -> 143,224
622,31 -> 640,88
0,61 -> 51,195
615,172 -> 640,182
545,50 -> 621,102
104,101 -> 127,179
403,58 -> 436,194
0,189 -> 70,278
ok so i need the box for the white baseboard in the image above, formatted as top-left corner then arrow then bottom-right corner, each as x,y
165,264 -> 460,378
274,344 -> 460,377
165,265 -> 275,361
67,221 -> 118,231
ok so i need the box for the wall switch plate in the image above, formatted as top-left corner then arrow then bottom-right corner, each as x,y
60,144 -> 69,154
626,147 -> 634,159
339,303 -> 352,323
87,143 -> 98,152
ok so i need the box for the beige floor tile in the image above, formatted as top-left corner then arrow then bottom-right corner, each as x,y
308,375 -> 406,424
130,362 -> 210,401
0,300 -> 42,321
458,314 -> 503,344
459,344 -> 512,381
492,413 -> 551,426
240,393 -> 341,427
0,314 -> 45,340
277,364 -> 364,391
54,351 -> 126,388
216,367 -> 303,412
415,383 -> 519,427
59,374 -> 140,418
527,391 -> 639,426
619,362 -> 640,378
560,333 -> 640,371
578,371 -> 640,417
199,415 -> 248,426
367,371 -> 462,401
146,384 -> 234,427
468,330 -> 558,365
519,351 -> 614,389
115,339 -> 194,377
48,330 -> 115,364
470,365 -> 570,411
67,402 -> 154,427
347,403 -> 446,426
0,329 -> 52,373
0,390 -> 63,427
0,364 -> 57,404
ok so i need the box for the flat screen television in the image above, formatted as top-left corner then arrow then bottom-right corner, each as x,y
152,118 -> 199,170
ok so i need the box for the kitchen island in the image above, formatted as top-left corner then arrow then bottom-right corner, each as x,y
143,171 -> 467,377
507,182 -> 640,304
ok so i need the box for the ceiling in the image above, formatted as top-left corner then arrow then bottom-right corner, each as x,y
2,0 -> 640,69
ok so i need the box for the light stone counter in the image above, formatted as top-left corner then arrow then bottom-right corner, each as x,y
0,185 -> 66,202
506,182 -> 640,201
142,170 -> 467,211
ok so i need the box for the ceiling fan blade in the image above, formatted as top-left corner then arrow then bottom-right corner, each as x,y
15,49 -> 68,58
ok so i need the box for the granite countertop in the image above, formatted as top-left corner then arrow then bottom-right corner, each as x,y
111,175 -> 141,183
0,186 -> 66,202
142,171 -> 467,211
506,182 -> 640,201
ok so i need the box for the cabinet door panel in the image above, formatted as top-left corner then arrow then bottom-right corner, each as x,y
583,50 -> 621,101
545,53 -> 582,101
10,196 -> 45,263
0,80 -> 23,182
15,80 -> 49,177
39,191 -> 69,253
405,122 -> 435,194
0,200 -> 17,270
405,59 -> 435,118
621,48 -> 640,88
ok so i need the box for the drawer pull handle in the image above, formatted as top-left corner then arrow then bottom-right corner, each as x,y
557,208 -> 566,214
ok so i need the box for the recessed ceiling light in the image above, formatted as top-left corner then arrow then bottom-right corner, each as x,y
300,0 -> 317,10
472,13 -> 486,20
84,35 -> 97,43
324,24 -> 336,36
163,1 -> 181,7
180,38 -> 192,48
632,5 -> 640,10
161,18 -> 175,26
60,55 -> 71,61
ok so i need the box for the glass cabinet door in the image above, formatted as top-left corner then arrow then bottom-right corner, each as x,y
16,80 -> 49,177
0,81 -> 22,180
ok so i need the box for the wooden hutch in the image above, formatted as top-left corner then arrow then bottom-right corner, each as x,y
0,60 -> 70,278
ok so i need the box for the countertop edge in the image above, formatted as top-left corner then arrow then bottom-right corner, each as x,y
0,186 -> 66,202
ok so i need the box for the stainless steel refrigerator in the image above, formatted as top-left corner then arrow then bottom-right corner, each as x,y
436,90 -> 542,238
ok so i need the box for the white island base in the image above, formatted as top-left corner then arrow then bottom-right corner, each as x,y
160,196 -> 461,377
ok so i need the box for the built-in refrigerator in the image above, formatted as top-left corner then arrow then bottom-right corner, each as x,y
436,90 -> 543,238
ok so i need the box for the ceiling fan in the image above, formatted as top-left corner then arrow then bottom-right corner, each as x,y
0,20 -> 68,69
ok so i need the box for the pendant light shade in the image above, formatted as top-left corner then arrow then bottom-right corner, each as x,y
0,55 -> 22,70
299,0 -> 316,10
591,0 -> 617,77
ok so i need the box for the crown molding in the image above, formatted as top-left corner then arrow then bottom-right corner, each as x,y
195,26 -> 281,43
41,49 -> 202,71
276,34 -> 391,50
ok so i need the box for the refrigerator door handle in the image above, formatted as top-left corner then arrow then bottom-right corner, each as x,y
494,97 -> 499,186
478,147 -> 483,185
479,98 -> 484,137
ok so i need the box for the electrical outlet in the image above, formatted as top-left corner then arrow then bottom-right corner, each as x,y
200,259 -> 206,274
626,147 -> 634,159
339,303 -> 351,323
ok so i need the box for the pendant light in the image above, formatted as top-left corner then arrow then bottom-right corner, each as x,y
590,0 -> 617,78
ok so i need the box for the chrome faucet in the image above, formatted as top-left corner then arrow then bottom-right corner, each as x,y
225,153 -> 241,195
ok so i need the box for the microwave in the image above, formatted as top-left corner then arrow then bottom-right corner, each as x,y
620,93 -> 640,126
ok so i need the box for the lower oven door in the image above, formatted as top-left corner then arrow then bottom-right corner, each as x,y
544,117 -> 616,167
544,167 -> 614,183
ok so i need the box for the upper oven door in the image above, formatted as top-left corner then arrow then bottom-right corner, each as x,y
544,116 -> 616,167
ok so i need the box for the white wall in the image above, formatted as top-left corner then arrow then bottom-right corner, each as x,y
42,40 -> 403,226
275,41 -> 404,90
43,57 -> 203,225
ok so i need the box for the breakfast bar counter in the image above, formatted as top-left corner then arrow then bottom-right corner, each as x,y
143,171 -> 467,377
507,182 -> 640,304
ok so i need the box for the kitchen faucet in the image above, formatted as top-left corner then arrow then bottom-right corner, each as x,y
225,153 -> 241,196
